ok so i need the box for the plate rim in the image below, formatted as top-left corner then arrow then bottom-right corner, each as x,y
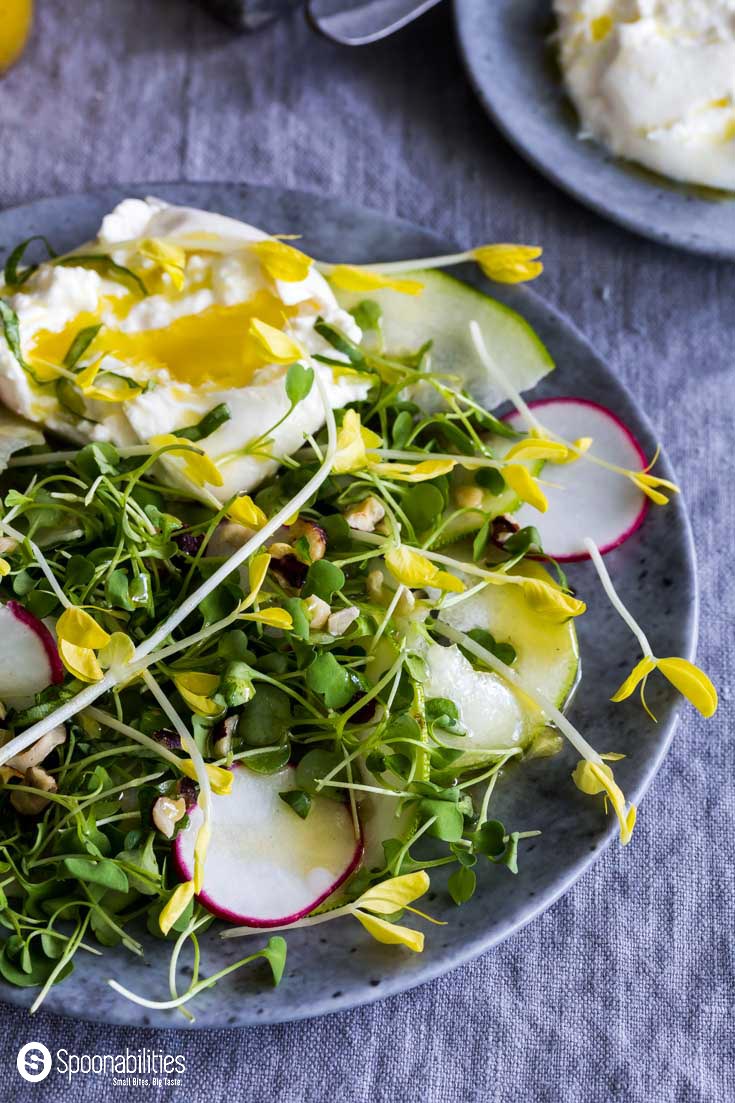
0,181 -> 699,1027
453,0 -> 735,261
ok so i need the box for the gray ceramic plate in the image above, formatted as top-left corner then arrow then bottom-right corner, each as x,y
0,182 -> 696,1028
454,0 -> 735,259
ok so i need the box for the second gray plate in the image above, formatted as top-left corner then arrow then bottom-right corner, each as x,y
0,182 -> 696,1027
454,0 -> 735,260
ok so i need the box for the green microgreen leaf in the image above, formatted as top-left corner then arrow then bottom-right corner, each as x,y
238,684 -> 291,746
305,652 -> 354,709
402,483 -> 444,533
476,467 -> 506,495
61,858 -> 129,893
285,362 -> 314,406
302,559 -> 345,602
448,865 -> 476,905
349,299 -> 382,332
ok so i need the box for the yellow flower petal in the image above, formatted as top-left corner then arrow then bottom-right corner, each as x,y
328,265 -> 424,296
384,546 -> 437,589
656,657 -> 718,718
519,577 -> 586,621
227,495 -> 267,529
503,464 -> 548,513
248,317 -> 304,364
151,434 -> 224,489
74,358 -> 102,393
179,759 -> 233,795
241,608 -> 293,629
504,437 -> 570,463
193,820 -> 211,894
472,244 -> 543,284
356,871 -> 430,914
353,909 -> 425,952
370,459 -> 456,482
240,552 -> 271,610
159,880 -> 195,935
610,656 -> 657,702
384,546 -> 464,594
56,607 -> 111,649
629,476 -> 670,506
0,558 -> 10,577
174,672 -> 222,717
333,410 -> 382,474
139,238 -> 186,290
571,760 -> 636,845
97,631 -> 135,670
58,640 -> 104,683
175,672 -> 220,696
249,239 -> 313,282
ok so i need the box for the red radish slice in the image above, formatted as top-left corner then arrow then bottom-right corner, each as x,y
0,601 -> 63,699
173,764 -> 362,926
504,398 -> 648,561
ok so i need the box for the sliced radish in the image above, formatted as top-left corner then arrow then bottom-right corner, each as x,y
173,764 -> 362,926
505,398 -> 648,561
0,601 -> 63,699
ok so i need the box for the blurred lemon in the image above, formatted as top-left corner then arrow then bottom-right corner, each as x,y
0,0 -> 33,73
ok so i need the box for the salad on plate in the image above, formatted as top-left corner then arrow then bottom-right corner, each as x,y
0,199 -> 717,1016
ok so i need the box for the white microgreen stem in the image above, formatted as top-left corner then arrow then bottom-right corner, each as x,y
85,707 -> 195,773
0,367 -> 338,770
372,448 -> 503,470
222,901 -> 359,939
141,669 -> 212,820
8,444 -> 154,468
0,519 -> 70,607
107,944 -> 273,1011
583,536 -> 654,658
369,585 -> 406,653
469,321 -> 543,434
319,251 -> 472,277
436,620 -> 604,766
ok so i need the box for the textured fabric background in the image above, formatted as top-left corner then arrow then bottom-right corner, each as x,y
0,2 -> 733,1100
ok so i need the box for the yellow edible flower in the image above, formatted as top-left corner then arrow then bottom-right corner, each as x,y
351,872 -> 433,953
249,239 -> 313,282
227,495 -> 267,529
517,576 -> 586,621
328,265 -> 424,296
572,759 -> 636,845
151,434 -> 224,489
239,553 -> 271,611
385,546 -> 464,594
139,238 -> 187,290
472,244 -> 543,284
248,317 -> 305,364
240,608 -> 293,630
333,410 -> 382,474
0,558 -> 10,577
72,359 -> 141,404
56,608 -> 112,684
503,464 -> 548,513
174,672 -> 222,718
504,436 -> 578,464
612,655 -> 717,720
193,821 -> 211,894
159,880 -> 195,936
370,459 -> 456,483
179,759 -> 233,795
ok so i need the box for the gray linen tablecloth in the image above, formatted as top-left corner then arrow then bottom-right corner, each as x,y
0,2 -> 733,1100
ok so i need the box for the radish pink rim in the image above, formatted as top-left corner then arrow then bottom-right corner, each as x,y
503,396 -> 651,562
7,599 -> 64,684
172,765 -> 364,928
